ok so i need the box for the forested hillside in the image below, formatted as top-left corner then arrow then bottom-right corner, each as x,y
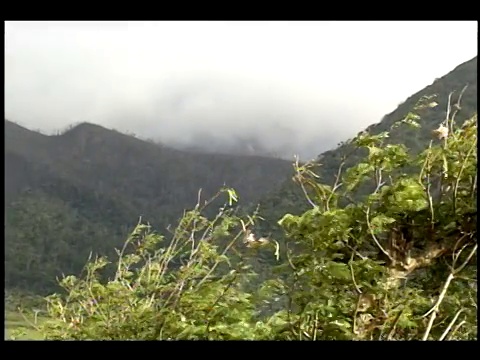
5,121 -> 294,293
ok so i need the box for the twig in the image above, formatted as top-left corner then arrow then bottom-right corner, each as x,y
444,92 -> 453,127
471,173 -> 477,200
453,244 -> 477,274
439,309 -> 464,341
423,273 -> 454,320
418,141 -> 433,182
342,241 -> 368,260
386,308 -> 404,340
312,310 -> 319,341
422,308 -> 438,340
349,250 -> 362,295
293,155 -> 318,209
468,290 -> 477,310
286,245 -> 297,271
456,84 -> 468,108
422,243 -> 477,340
365,205 -> 392,261
450,85 -> 468,132
197,225 -> 251,288
451,234 -> 470,267
352,295 -> 361,336
446,320 -> 466,340
326,158 -> 346,209
420,141 -> 435,227
196,188 -> 202,210
299,180 -> 318,209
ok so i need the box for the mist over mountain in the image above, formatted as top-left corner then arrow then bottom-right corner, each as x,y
24,74 -> 359,161
6,21 -> 477,162
163,124 -> 325,160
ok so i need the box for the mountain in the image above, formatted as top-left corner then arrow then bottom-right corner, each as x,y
5,120 -> 294,293
254,56 -> 477,236
5,56 -> 477,295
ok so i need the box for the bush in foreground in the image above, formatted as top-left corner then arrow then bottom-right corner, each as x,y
39,94 -> 476,340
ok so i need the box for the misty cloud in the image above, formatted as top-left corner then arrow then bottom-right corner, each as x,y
5,21 -> 478,160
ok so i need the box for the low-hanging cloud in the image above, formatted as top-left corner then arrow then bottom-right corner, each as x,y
5,21 -> 478,160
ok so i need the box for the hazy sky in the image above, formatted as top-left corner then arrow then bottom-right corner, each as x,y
5,21 -> 478,159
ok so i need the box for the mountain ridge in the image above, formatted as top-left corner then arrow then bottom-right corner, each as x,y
4,56 -> 477,294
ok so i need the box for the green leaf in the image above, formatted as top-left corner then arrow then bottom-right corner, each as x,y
226,189 -> 238,206
325,262 -> 350,280
370,214 -> 396,233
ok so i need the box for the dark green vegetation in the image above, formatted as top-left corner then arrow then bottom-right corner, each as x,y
5,57 -> 477,340
5,121 -> 293,294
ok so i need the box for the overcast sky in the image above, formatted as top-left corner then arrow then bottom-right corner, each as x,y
5,21 -> 478,159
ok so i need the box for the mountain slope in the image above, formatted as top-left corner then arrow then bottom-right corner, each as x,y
6,120 -> 294,216
254,56 -> 477,236
5,121 -> 294,293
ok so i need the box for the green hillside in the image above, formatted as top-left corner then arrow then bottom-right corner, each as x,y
5,121 -> 294,294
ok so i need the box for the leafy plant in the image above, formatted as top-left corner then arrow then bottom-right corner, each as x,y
39,189 -> 278,340
276,92 -> 477,340
38,90 -> 476,340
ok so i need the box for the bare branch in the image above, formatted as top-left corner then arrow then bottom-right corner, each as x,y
423,273 -> 454,318
349,250 -> 362,295
453,244 -> 477,275
293,156 -> 318,209
451,234 -> 470,266
444,91 -> 454,126
365,205 -> 392,261
439,309 -> 464,341
386,308 -> 404,340
344,242 -> 367,260
446,320 -> 466,340
450,84 -> 469,131
326,157 -> 346,208
196,188 -> 202,209
422,243 -> 476,340
299,180 -> 317,209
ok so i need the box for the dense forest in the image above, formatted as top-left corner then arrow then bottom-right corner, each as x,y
4,56 -> 477,340
5,122 -> 294,293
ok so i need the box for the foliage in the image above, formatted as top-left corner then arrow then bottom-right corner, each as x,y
5,191 -> 121,294
38,189 -> 281,340
276,95 -> 477,340
37,92 -> 477,340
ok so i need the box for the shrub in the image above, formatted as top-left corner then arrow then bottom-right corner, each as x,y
40,93 -> 476,340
